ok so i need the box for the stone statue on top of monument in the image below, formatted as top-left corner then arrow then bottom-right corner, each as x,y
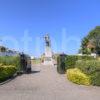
44,34 -> 51,47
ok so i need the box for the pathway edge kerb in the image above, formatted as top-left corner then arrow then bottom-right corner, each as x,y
0,73 -> 18,85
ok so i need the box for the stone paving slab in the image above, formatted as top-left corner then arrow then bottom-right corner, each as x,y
0,64 -> 100,100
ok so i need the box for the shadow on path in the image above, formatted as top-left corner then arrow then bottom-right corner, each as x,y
27,70 -> 41,74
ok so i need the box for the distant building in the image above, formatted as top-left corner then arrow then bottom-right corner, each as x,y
87,41 -> 96,53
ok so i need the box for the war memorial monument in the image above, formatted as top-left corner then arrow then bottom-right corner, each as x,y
44,34 -> 53,65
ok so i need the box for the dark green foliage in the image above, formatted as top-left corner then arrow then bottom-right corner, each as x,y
79,55 -> 95,60
0,56 -> 21,71
65,55 -> 78,69
65,55 -> 94,69
91,72 -> 100,86
0,65 -> 17,82
80,37 -> 90,54
57,54 -> 67,74
0,56 -> 21,82
0,46 -> 7,52
57,54 -> 100,86
57,55 -> 94,74
80,26 -> 100,55
76,60 -> 100,74
75,60 -> 100,86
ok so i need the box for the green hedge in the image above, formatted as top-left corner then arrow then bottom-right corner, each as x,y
65,55 -> 95,69
91,72 -> 100,86
75,60 -> 100,86
57,54 -> 66,74
57,55 -> 95,74
67,68 -> 91,86
0,56 -> 21,71
0,64 -> 17,82
0,56 -> 22,83
76,60 -> 100,75
65,55 -> 78,69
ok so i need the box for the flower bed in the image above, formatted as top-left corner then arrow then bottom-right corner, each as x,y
67,68 -> 91,86
66,60 -> 100,86
0,64 -> 17,82
0,56 -> 21,83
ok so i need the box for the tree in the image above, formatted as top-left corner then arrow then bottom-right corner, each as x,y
0,46 -> 7,52
80,26 -> 100,55
80,37 -> 90,54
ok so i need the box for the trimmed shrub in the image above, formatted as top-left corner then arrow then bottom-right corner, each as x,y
75,60 -> 100,86
76,60 -> 100,75
78,55 -> 95,61
0,64 -> 17,82
91,72 -> 100,86
57,54 -> 67,74
67,68 -> 91,86
57,55 -> 95,74
65,55 -> 95,69
0,56 -> 22,82
0,56 -> 21,71
65,55 -> 78,69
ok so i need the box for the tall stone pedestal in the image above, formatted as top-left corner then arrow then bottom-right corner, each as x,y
44,47 -> 53,65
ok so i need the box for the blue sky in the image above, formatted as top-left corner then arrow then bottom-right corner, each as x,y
0,0 -> 100,57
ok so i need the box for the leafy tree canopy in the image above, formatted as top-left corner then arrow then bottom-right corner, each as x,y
80,26 -> 100,55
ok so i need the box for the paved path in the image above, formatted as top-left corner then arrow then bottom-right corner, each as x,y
0,64 -> 100,100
